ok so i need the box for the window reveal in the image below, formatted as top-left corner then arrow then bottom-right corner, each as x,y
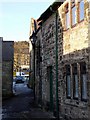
65,4 -> 70,29
66,65 -> 71,98
73,64 -> 79,99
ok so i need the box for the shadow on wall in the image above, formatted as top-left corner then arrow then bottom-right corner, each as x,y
60,47 -> 89,119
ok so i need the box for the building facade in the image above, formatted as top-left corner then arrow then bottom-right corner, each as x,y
14,41 -> 30,76
2,39 -> 14,98
0,37 -> 2,107
29,0 -> 90,119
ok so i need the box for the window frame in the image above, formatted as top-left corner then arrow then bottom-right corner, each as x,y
65,3 -> 70,30
66,65 -> 71,99
72,63 -> 79,99
80,62 -> 87,102
71,0 -> 77,26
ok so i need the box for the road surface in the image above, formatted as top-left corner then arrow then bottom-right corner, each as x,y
2,82 -> 54,120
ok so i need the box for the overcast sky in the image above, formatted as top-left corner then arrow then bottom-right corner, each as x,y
0,0 -> 55,41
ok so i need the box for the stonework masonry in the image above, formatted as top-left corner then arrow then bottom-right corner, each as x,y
2,41 -> 14,98
30,0 -> 90,119
2,61 -> 13,97
0,38 -> 2,109
58,0 -> 90,119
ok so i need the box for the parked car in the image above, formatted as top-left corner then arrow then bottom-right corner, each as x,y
15,76 -> 25,84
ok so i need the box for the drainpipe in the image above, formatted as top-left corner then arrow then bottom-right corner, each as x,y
49,6 -> 59,119
55,10 -> 59,119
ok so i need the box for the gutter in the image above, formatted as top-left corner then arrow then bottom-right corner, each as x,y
37,1 -> 63,23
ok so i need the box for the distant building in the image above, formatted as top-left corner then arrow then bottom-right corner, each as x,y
13,41 -> 30,76
2,38 -> 14,98
29,0 -> 90,119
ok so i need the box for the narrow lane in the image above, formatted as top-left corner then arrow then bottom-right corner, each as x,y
2,82 -> 54,120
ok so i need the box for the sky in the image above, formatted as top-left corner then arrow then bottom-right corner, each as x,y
0,0 -> 55,41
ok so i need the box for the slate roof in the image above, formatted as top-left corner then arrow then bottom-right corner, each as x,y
37,0 -> 64,22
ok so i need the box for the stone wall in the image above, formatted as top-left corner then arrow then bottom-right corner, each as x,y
0,38 -> 2,113
2,61 -> 13,98
35,12 -> 63,112
2,41 -> 14,98
35,29 -> 42,105
58,0 -> 89,119
40,14 -> 56,106
58,0 -> 89,54
88,1 -> 90,119
59,49 -> 89,119
31,0 -> 90,119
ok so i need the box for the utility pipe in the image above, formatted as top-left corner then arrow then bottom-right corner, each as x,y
55,10 -> 59,119
49,6 -> 59,118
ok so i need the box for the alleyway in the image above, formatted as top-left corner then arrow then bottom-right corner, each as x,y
2,82 -> 55,120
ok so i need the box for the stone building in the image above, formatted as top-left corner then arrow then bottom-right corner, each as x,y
0,37 -> 2,108
29,0 -> 90,119
29,18 -> 39,90
14,41 -> 30,76
2,39 -> 14,98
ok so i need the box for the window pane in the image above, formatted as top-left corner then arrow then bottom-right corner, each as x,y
66,12 -> 70,29
72,6 -> 77,25
74,75 -> 78,98
73,63 -> 78,99
80,62 -> 87,101
66,75 -> 71,97
66,65 -> 71,98
81,74 -> 87,100
79,0 -> 84,21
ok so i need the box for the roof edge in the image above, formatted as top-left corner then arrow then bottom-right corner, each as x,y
37,1 -> 64,22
